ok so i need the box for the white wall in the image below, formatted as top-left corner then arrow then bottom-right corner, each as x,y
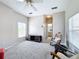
0,2 -> 28,48
53,12 -> 65,36
66,0 -> 79,19
53,11 -> 65,43
29,12 -> 65,43
29,16 -> 44,36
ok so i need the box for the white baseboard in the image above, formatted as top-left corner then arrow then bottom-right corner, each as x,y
5,38 -> 26,51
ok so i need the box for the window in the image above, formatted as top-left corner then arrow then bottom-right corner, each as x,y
69,13 -> 79,48
18,22 -> 26,37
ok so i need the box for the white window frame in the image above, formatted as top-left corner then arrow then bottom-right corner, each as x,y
18,22 -> 26,38
69,13 -> 79,48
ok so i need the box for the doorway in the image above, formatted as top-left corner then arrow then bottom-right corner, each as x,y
44,15 -> 53,43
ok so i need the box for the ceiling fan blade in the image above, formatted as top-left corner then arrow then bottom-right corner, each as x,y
30,4 -> 37,11
25,0 -> 32,3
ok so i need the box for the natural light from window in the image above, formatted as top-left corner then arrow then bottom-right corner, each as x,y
18,22 -> 26,38
69,13 -> 79,48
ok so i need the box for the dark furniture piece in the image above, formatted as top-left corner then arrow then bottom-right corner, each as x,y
29,35 -> 42,42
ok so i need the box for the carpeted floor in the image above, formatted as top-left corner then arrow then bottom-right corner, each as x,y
4,41 -> 79,59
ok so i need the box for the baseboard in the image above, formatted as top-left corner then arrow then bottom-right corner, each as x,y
5,37 -> 26,51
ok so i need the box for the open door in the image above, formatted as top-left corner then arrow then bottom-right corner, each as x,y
44,15 -> 53,43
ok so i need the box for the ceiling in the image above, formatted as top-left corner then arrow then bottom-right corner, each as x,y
0,0 -> 67,17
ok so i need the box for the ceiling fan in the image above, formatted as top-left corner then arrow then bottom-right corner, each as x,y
18,0 -> 38,11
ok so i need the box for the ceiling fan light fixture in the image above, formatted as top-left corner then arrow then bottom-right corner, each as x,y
27,2 -> 31,6
18,0 -> 37,11
18,0 -> 24,2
